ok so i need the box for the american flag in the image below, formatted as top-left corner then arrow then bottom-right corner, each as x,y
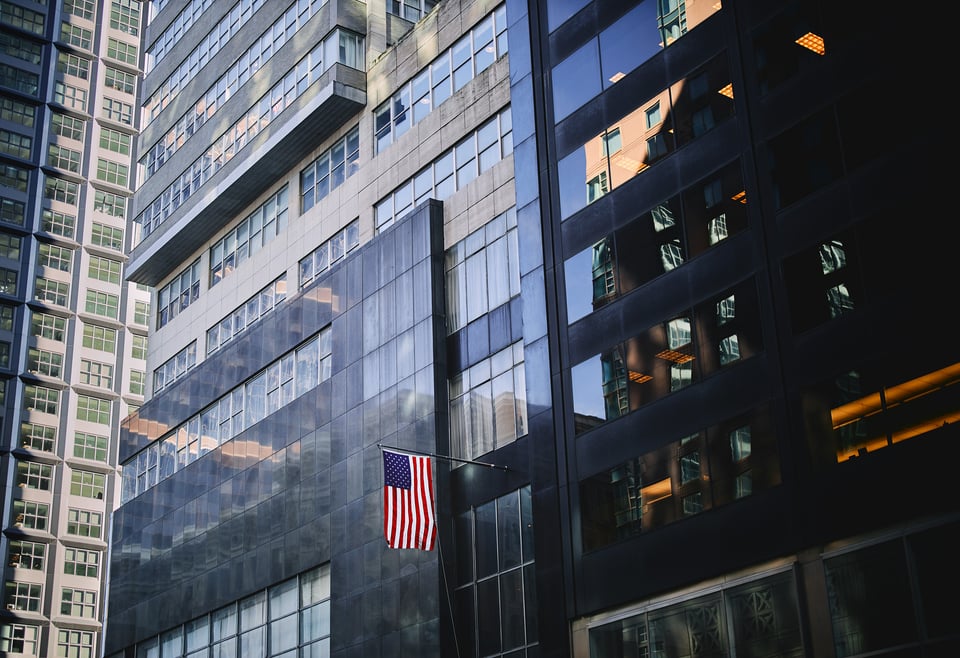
382,449 -> 437,550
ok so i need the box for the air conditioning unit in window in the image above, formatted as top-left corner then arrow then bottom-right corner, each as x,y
6,603 -> 15,610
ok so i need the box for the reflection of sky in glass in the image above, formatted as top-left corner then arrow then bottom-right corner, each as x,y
572,355 -> 606,420
565,248 -> 594,323
547,0 -> 591,32
552,40 -> 601,122
600,2 -> 662,88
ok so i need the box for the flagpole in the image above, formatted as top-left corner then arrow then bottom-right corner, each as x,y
377,443 -> 510,471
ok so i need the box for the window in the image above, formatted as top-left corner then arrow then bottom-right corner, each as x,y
1,195 -> 26,225
209,188 -> 288,287
300,130 -> 359,212
376,107 -> 513,232
454,487 -> 538,657
16,460 -> 53,491
76,395 -> 111,425
4,582 -> 42,613
54,81 -> 87,111
80,359 -> 113,388
153,342 -> 197,393
51,113 -> 85,143
84,290 -> 119,319
157,259 -> 201,328
66,508 -> 102,538
57,630 -> 95,658
1,97 -> 35,127
31,312 -> 66,342
298,222 -> 359,289
94,190 -> 126,217
82,324 -> 117,353
0,303 -> 12,329
70,469 -> 106,498
0,231 -> 20,259
60,588 -> 97,618
47,144 -> 83,174
91,221 -> 124,249
96,158 -> 129,187
110,0 -> 140,36
60,21 -> 93,49
38,243 -> 73,272
1,163 -> 30,192
0,129 -> 31,159
8,540 -> 45,570
444,207 -> 520,333
63,0 -> 95,20
1,622 -> 40,655
450,342 -> 527,463
88,256 -> 122,284
99,126 -> 131,154
0,2 -> 45,34
41,209 -> 76,238
207,276 -> 287,354
104,66 -> 136,95
74,431 -> 108,462
21,422 -> 57,452
13,500 -> 49,531
44,176 -> 78,205
57,52 -> 91,79
27,347 -> 64,378
63,548 -> 99,578
134,300 -> 150,325
0,267 -> 17,295
103,97 -> 133,125
24,384 -> 59,415
130,369 -> 145,395
131,333 -> 147,359
1,30 -> 43,65
107,37 -> 138,65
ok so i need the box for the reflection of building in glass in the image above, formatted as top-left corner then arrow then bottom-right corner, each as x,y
22,1 -> 949,657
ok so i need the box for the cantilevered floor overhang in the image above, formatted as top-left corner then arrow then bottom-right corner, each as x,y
126,64 -> 365,287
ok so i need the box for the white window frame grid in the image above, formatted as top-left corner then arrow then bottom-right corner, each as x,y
44,175 -> 78,205
94,190 -> 127,217
60,21 -> 92,50
66,508 -> 102,538
38,243 -> 73,272
9,539 -> 46,570
31,312 -> 66,341
24,384 -> 59,415
1,622 -> 40,655
79,358 -> 113,388
74,431 -> 108,462
76,395 -> 111,425
57,51 -> 90,79
47,143 -> 82,173
63,547 -> 100,578
60,587 -> 97,618
299,128 -> 360,213
27,346 -> 64,378
91,221 -> 124,249
16,459 -> 53,490
41,209 -> 76,238
13,500 -> 49,531
0,128 -> 31,159
88,255 -> 122,283
84,289 -> 120,319
70,469 -> 106,498
81,323 -> 118,353
34,276 -> 69,306
21,422 -> 57,452
53,80 -> 87,111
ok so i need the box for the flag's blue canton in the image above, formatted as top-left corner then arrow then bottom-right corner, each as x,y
384,451 -> 411,489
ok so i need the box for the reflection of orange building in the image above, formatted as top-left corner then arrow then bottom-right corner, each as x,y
582,89 -> 675,204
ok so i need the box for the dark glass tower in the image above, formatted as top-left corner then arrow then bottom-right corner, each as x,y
101,0 -> 955,657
